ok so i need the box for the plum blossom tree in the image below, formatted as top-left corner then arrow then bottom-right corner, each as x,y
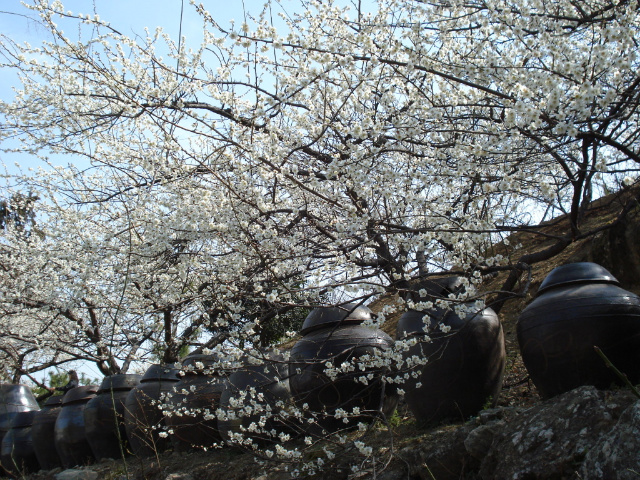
1,0 -> 640,471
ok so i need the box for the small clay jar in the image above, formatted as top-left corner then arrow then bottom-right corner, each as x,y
219,354 -> 293,447
54,385 -> 99,468
84,374 -> 142,460
397,301 -> 505,425
289,304 -> 398,432
164,354 -> 227,451
32,395 -> 64,470
518,262 -> 640,398
1,410 -> 40,477
124,364 -> 179,457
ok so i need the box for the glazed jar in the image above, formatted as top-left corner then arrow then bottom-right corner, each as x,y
0,384 -> 40,442
517,262 -> 640,398
219,354 -> 293,447
31,395 -> 64,470
84,374 -> 142,460
54,385 -> 99,468
0,384 -> 40,476
164,354 -> 227,451
1,410 -> 40,476
289,304 -> 398,432
124,364 -> 179,457
397,298 -> 505,425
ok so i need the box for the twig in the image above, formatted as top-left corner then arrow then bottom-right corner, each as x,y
594,346 -> 640,399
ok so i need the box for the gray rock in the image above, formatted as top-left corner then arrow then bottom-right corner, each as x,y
478,386 -> 636,479
55,469 -> 98,480
580,399 -> 640,479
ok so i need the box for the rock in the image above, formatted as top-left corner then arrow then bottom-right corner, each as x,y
478,386 -> 637,479
54,469 -> 98,480
164,474 -> 194,480
400,423 -> 478,480
464,422 -> 502,460
580,399 -> 640,479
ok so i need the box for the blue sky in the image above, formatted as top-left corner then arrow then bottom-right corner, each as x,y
0,0 -> 285,179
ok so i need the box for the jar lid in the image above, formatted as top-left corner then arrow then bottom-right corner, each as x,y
300,304 -> 372,335
0,384 -> 40,412
98,374 -> 143,392
140,364 -> 180,383
61,385 -> 99,405
44,395 -> 64,407
538,262 -> 619,294
180,354 -> 225,375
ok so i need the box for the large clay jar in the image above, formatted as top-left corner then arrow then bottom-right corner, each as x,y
1,410 -> 40,476
0,384 -> 39,443
84,374 -> 142,460
124,364 -> 179,457
0,384 -> 39,476
397,291 -> 505,425
164,354 -> 227,451
219,354 -> 293,447
31,395 -> 64,470
289,305 -> 398,432
517,262 -> 640,398
54,385 -> 99,468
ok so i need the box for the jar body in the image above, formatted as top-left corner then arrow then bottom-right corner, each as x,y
32,396 -> 63,470
54,386 -> 98,469
124,365 -> 179,457
1,411 -> 40,476
219,360 -> 292,447
397,306 -> 505,425
289,324 -> 397,432
84,374 -> 142,460
518,280 -> 640,398
164,374 -> 226,451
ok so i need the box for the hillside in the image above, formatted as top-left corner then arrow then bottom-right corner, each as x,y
14,185 -> 640,480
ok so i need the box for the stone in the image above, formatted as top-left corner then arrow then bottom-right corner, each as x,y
478,386 -> 637,479
54,469 -> 99,480
580,400 -> 640,479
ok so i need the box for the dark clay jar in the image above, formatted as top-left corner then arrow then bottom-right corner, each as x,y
0,384 -> 40,440
164,355 -> 227,451
31,395 -> 64,470
84,374 -> 142,460
289,305 -> 398,432
54,385 -> 99,468
1,410 -> 40,477
397,304 -> 505,425
517,262 -> 640,398
0,384 -> 40,476
219,355 -> 293,447
124,364 -> 179,457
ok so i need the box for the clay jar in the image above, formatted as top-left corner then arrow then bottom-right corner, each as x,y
0,384 -> 40,442
0,384 -> 40,476
84,374 -> 142,460
164,354 -> 227,451
517,262 -> 640,398
1,410 -> 40,477
219,354 -> 293,447
124,364 -> 179,457
31,395 -> 64,470
397,299 -> 505,425
54,385 -> 99,468
289,304 -> 398,432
